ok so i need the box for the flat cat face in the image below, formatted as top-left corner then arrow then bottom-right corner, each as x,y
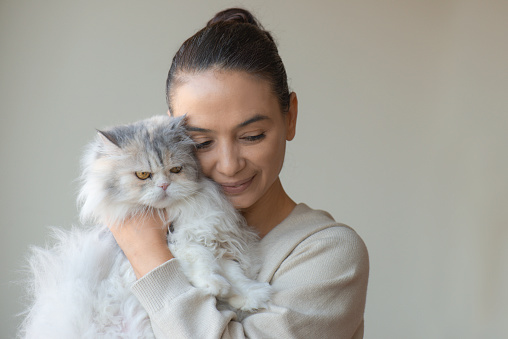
79,115 -> 201,223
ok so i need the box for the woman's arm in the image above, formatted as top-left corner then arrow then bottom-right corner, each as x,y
130,225 -> 369,339
108,213 -> 173,279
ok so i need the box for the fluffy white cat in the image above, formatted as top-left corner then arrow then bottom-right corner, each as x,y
19,115 -> 271,338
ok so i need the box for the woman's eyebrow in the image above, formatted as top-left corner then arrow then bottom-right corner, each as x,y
186,114 -> 270,133
238,114 -> 270,128
186,125 -> 211,132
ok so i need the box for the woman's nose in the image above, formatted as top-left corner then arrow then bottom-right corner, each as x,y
216,143 -> 245,177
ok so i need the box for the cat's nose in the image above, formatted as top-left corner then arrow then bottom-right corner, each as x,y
158,183 -> 169,191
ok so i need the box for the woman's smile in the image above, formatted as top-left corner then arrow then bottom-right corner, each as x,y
219,175 -> 255,195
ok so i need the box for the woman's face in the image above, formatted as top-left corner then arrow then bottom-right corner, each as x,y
169,70 -> 297,210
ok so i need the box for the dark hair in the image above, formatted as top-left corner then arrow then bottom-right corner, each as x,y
166,8 -> 290,113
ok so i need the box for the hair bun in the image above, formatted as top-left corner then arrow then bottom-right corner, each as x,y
207,8 -> 263,29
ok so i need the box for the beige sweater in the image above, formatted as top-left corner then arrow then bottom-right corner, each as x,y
132,203 -> 369,338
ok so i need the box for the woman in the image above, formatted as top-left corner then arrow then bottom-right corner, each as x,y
110,8 -> 369,339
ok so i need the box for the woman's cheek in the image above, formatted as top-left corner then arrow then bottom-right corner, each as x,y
195,152 -> 215,177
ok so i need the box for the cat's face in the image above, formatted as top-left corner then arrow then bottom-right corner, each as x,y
86,116 -> 200,210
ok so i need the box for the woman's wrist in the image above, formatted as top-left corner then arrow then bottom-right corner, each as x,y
108,213 -> 174,279
125,244 -> 173,279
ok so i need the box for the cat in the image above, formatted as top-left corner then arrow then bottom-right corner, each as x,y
19,115 -> 271,338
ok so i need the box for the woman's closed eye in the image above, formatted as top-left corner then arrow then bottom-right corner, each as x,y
196,140 -> 213,150
241,133 -> 266,142
195,133 -> 266,150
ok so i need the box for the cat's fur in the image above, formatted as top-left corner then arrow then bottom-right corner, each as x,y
19,115 -> 271,338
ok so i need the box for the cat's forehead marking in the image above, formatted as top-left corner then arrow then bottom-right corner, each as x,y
155,146 -> 164,167
144,138 -> 178,172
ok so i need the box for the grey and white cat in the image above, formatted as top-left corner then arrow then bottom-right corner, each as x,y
19,115 -> 271,338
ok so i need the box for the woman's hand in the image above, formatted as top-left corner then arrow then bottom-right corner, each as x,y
108,212 -> 174,279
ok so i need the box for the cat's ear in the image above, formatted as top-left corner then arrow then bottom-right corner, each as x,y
170,114 -> 187,130
96,130 -> 121,149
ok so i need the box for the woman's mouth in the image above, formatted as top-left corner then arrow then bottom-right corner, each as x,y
220,176 -> 254,195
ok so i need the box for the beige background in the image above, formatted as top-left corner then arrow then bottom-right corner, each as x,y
1,1 -> 507,338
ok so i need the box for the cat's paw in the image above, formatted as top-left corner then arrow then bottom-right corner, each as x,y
228,282 -> 272,312
194,274 -> 231,297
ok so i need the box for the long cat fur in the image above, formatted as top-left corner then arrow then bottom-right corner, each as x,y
19,115 -> 271,338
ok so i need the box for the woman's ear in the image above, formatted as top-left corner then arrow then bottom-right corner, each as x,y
167,109 -> 172,117
285,92 -> 298,141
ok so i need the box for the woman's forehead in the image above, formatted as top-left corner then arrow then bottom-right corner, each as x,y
171,70 -> 282,130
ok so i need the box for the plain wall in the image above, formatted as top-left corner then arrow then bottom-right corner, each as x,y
1,1 -> 507,338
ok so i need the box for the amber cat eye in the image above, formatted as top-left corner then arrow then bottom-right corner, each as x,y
170,166 -> 182,174
135,171 -> 151,180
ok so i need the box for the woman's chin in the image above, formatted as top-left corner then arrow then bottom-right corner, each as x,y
226,194 -> 255,211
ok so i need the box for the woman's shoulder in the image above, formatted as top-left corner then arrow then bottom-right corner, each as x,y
263,203 -> 365,247
258,203 -> 369,282
295,224 -> 369,270
290,203 -> 367,259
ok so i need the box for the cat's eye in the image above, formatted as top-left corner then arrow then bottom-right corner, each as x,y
135,171 -> 151,180
170,166 -> 182,174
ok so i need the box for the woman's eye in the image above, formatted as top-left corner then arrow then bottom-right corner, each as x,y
196,140 -> 213,150
242,133 -> 266,142
170,166 -> 182,174
135,171 -> 151,180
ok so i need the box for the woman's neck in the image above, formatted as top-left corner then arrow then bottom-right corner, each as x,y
241,178 -> 296,238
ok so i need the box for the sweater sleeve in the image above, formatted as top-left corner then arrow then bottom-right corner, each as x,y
131,225 -> 369,339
